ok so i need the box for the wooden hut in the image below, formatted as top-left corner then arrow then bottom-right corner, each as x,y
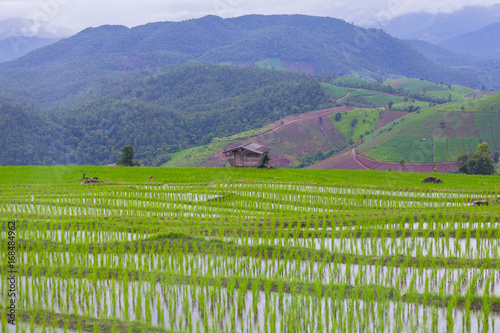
223,142 -> 271,167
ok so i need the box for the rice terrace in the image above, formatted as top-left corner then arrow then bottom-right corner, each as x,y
1,166 -> 499,332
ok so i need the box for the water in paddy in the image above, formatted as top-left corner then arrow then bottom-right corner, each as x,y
5,276 -> 499,333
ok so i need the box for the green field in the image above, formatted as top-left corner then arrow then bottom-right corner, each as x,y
385,78 -> 450,92
333,77 -> 374,86
341,89 -> 405,108
162,141 -> 228,167
329,109 -> 381,142
474,111 -> 500,153
167,146 -> 201,163
0,166 -> 499,332
255,58 -> 287,71
320,83 -> 355,101
365,135 -> 434,163
391,100 -> 428,111
358,92 -> 500,163
439,92 -> 500,112
385,78 -> 475,102
451,85 -> 477,96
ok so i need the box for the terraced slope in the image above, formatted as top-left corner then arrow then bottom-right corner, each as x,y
356,93 -> 500,164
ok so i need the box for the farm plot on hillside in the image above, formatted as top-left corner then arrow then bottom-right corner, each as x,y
320,83 -> 356,101
341,89 -> 405,108
474,111 -> 500,153
433,137 -> 481,163
329,109 -> 381,143
0,176 -> 499,332
364,135 -> 434,163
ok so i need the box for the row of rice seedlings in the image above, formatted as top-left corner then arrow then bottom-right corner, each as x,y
1,182 -> 496,221
3,264 -> 500,333
12,241 -> 500,298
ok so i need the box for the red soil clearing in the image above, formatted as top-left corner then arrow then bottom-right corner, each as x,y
307,145 -> 364,170
309,144 -> 457,173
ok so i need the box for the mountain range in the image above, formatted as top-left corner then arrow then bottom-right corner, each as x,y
439,21 -> 500,58
0,14 -> 499,168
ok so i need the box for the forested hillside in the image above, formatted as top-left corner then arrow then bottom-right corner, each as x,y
0,65 -> 332,166
0,14 -> 483,97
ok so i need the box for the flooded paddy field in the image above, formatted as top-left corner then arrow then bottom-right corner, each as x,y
0,170 -> 498,332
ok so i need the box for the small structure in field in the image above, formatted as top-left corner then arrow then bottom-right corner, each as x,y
223,142 -> 271,168
81,177 -> 101,185
472,200 -> 488,206
421,176 -> 443,184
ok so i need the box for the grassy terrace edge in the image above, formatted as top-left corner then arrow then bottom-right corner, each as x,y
10,235 -> 500,270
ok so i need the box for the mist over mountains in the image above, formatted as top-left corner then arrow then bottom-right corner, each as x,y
378,4 -> 500,43
439,21 -> 500,58
0,17 -> 72,62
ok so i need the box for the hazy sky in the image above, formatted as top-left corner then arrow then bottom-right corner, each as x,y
1,0 -> 499,34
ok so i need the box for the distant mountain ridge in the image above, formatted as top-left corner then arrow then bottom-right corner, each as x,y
0,18 -> 71,62
0,14 -> 481,89
378,5 -> 500,43
439,21 -> 500,58
0,36 -> 60,63
0,18 -> 73,39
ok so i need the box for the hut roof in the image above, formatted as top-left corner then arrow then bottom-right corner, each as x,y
224,142 -> 271,155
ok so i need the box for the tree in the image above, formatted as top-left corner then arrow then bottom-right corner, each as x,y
399,158 -> 407,172
494,152 -> 499,164
318,116 -> 323,125
387,101 -> 393,109
456,142 -> 495,175
475,141 -> 491,157
350,118 -> 358,128
258,154 -> 271,168
467,156 -> 495,175
334,113 -> 341,122
315,150 -> 325,161
117,145 -> 141,166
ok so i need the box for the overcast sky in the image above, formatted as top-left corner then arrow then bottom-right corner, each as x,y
1,0 -> 499,35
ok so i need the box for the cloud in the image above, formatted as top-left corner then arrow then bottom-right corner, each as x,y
0,0 -> 499,34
